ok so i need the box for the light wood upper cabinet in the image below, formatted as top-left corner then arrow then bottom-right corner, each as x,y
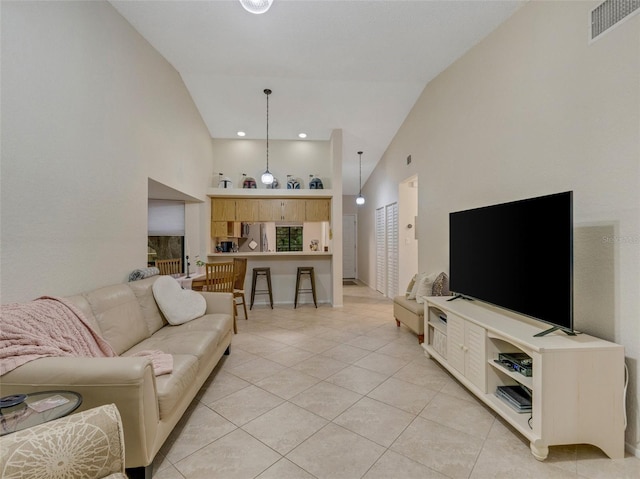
258,199 -> 283,221
257,199 -> 305,221
211,221 -> 229,238
305,199 -> 331,222
211,221 -> 241,238
211,196 -> 330,223
211,199 -> 236,221
235,199 -> 261,222
282,199 -> 305,222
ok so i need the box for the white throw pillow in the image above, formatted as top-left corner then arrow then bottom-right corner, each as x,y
405,274 -> 417,297
152,276 -> 207,325
407,272 -> 427,299
416,272 -> 439,304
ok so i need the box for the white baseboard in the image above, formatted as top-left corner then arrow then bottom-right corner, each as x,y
626,441 -> 640,459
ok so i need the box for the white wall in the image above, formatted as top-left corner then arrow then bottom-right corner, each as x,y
359,1 -> 640,454
398,176 -> 418,292
1,0 -> 214,301
210,138 -> 331,190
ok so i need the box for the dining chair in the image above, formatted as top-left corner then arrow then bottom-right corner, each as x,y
233,257 -> 248,321
156,258 -> 182,276
205,262 -> 237,333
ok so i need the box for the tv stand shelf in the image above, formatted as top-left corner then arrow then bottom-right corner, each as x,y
422,296 -> 625,461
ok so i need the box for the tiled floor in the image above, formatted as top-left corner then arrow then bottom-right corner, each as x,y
153,284 -> 640,479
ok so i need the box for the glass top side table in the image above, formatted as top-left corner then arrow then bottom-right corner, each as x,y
0,390 -> 82,436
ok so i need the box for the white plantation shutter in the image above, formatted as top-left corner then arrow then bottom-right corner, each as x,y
375,207 -> 385,294
386,202 -> 399,298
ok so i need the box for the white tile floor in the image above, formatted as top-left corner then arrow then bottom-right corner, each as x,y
152,284 -> 640,479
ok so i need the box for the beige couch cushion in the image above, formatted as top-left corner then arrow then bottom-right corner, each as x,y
125,314 -> 230,373
66,293 -> 103,335
83,284 -> 149,355
127,276 -> 167,335
152,354 -> 198,419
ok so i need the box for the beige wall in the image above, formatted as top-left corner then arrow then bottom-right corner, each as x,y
211,138 -> 331,190
359,1 -> 639,453
1,0 -> 214,301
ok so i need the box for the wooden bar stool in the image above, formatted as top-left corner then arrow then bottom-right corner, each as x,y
250,267 -> 273,309
294,266 -> 317,308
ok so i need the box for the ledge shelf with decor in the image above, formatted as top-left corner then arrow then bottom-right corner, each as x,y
207,188 -> 332,198
422,296 -> 625,462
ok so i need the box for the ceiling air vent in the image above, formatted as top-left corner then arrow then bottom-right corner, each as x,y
591,0 -> 640,41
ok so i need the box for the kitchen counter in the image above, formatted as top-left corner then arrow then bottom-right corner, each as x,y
205,253 -> 333,306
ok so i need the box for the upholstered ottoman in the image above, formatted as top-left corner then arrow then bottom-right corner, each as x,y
393,295 -> 425,343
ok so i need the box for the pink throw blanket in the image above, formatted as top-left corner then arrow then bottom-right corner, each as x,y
0,296 -> 172,376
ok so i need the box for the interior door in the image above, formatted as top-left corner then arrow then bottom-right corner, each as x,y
342,214 -> 356,279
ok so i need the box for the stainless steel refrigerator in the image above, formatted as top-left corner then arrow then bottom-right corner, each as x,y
238,223 -> 265,252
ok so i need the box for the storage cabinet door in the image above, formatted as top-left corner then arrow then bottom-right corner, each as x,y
211,199 -> 236,221
306,199 -> 331,221
211,221 -> 228,238
236,199 -> 261,221
282,200 -> 305,221
259,199 -> 283,221
447,313 -> 465,375
464,321 -> 486,391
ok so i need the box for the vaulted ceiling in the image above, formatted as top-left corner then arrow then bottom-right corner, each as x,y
111,0 -> 525,194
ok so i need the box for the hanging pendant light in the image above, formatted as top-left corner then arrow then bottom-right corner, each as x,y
356,151 -> 365,205
261,89 -> 274,185
239,0 -> 274,15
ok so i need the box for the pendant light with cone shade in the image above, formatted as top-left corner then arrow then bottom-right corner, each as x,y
356,151 -> 365,205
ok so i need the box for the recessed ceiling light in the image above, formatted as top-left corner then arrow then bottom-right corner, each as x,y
298,133 -> 307,139
237,131 -> 246,137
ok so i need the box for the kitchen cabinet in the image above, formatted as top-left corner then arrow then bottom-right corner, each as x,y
211,196 -> 329,223
305,199 -> 331,221
211,221 -> 228,238
281,199 -> 305,221
211,199 -> 236,221
258,199 -> 282,221
259,199 -> 305,221
235,199 -> 261,221
211,221 -> 241,238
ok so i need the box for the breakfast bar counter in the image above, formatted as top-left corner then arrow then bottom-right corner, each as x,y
206,252 -> 333,306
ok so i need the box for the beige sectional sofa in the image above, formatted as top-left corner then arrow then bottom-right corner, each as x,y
1,276 -> 234,478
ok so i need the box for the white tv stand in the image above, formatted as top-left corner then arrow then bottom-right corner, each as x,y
422,296 -> 625,461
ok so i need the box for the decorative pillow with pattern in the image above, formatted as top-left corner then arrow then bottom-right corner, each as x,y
432,272 -> 450,296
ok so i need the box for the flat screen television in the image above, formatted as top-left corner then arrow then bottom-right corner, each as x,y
449,191 -> 573,336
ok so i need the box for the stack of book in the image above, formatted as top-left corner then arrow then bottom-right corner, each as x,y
495,384 -> 532,413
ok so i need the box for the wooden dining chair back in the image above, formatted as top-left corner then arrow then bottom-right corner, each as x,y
156,258 -> 182,275
233,258 -> 249,320
205,261 -> 237,334
204,262 -> 235,293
